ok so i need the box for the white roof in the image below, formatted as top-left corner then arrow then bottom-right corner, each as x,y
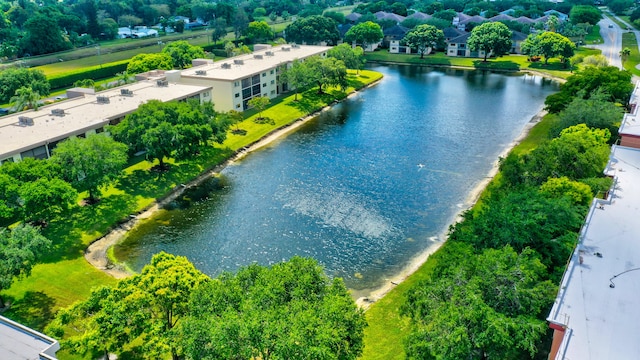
0,80 -> 211,158
548,145 -> 640,359
180,44 -> 332,81
619,84 -> 640,137
0,315 -> 59,360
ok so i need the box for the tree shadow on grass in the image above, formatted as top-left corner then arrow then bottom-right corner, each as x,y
472,60 -> 520,71
287,89 -> 338,114
3,291 -> 56,331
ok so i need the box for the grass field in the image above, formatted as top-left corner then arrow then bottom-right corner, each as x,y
622,32 -> 640,75
0,71 -> 382,341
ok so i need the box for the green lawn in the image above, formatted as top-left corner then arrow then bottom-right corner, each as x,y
622,32 -> 640,75
360,111 -> 559,359
0,70 -> 383,337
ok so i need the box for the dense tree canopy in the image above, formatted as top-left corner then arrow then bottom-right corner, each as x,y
182,256 -> 367,360
551,90 -> 623,138
521,31 -> 575,65
403,244 -> 556,360
0,224 -> 51,308
402,24 -> 444,59
569,5 -> 602,24
328,44 -> 366,72
285,15 -> 341,45
162,40 -> 206,69
51,135 -> 128,202
0,68 -> 50,104
244,20 -> 274,43
126,53 -> 174,74
344,21 -> 384,49
306,56 -> 348,94
110,100 -> 229,169
467,22 -> 513,61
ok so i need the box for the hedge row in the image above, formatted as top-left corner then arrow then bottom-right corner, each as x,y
48,60 -> 129,90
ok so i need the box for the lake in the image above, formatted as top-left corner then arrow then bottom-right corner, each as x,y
114,65 -> 558,297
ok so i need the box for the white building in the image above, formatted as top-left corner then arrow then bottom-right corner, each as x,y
0,315 -> 60,360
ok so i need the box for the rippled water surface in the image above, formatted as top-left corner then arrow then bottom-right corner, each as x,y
114,65 -> 558,294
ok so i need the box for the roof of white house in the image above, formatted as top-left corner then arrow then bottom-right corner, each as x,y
547,145 -> 640,359
0,80 -> 211,159
0,315 -> 59,360
180,44 -> 331,82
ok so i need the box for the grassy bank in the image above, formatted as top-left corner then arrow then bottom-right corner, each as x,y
360,112 -> 559,360
365,48 -> 601,80
622,32 -> 640,76
0,70 -> 383,337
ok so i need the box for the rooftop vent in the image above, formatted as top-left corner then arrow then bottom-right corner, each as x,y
97,95 -> 110,104
291,44 -> 299,48
157,79 -> 168,87
120,89 -> 133,96
254,54 -> 263,59
234,59 -> 244,65
282,47 -> 290,52
195,70 -> 207,75
18,116 -> 34,126
51,109 -> 65,116
265,51 -> 274,56
221,63 -> 232,69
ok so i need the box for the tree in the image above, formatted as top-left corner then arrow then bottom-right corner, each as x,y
21,13 -> 72,55
10,86 -> 41,112
402,24 -> 444,59
50,252 -> 208,360
328,43 -> 366,73
608,0 -> 633,14
0,224 -> 51,308
51,135 -> 128,203
247,96 -> 270,120
540,177 -> 593,207
19,177 -> 78,225
244,21 -> 273,43
111,100 -> 228,169
344,21 -> 383,50
285,15 -> 340,45
551,90 -> 623,138
0,68 -> 50,104
126,53 -> 174,74
232,7 -> 249,40
544,66 -> 634,113
210,18 -> 228,44
620,47 -> 631,65
467,22 -> 513,61
0,174 -> 20,221
521,31 -> 575,65
403,245 -> 555,359
162,40 -> 206,69
279,60 -> 313,101
306,56 -> 348,94
324,11 -> 345,24
569,5 -> 602,25
182,257 -> 367,360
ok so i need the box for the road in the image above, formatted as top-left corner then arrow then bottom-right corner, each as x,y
596,15 -> 623,69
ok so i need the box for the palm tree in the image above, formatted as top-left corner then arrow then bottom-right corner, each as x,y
10,86 -> 41,112
620,47 -> 631,66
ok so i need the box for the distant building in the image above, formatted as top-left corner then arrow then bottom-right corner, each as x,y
547,82 -> 640,359
385,25 -> 411,54
0,315 -> 60,360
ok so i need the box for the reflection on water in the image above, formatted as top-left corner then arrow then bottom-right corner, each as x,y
114,65 -> 558,293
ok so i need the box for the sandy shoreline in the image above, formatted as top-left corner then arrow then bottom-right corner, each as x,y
84,82 -> 379,279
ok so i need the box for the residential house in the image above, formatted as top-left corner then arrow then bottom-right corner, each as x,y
406,11 -> 432,21
446,31 -> 526,58
374,11 -> 406,24
543,10 -> 569,21
345,12 -> 362,23
385,25 -> 411,53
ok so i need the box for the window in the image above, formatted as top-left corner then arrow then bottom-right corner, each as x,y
242,88 -> 252,99
252,84 -> 261,95
21,145 -> 48,160
235,93 -> 240,98
236,104 -> 241,108
251,74 -> 260,84
271,80 -> 275,85
262,72 -> 266,77
77,133 -> 86,139
95,127 -> 104,134
241,78 -> 251,88
1,158 -> 14,165
271,90 -> 276,95
262,83 -> 267,87
270,69 -> 274,75
234,81 -> 240,87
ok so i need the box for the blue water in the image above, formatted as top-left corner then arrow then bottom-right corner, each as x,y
114,65 -> 558,295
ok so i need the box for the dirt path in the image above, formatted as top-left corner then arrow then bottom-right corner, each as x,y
84,83 -> 380,279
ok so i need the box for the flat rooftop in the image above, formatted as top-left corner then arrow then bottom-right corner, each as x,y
548,145 -> 640,359
619,83 -> 640,137
181,44 -> 332,81
0,80 -> 211,159
0,315 -> 59,360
